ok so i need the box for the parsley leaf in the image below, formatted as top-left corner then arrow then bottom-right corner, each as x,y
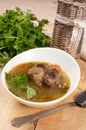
8,73 -> 28,90
27,86 -> 36,99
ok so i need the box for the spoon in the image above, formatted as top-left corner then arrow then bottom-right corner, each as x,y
12,91 -> 86,127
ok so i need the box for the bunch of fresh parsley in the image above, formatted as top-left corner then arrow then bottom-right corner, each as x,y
0,7 -> 50,66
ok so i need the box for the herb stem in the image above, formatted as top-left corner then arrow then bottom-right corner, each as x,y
0,36 -> 18,39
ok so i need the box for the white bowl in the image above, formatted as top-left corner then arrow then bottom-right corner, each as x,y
1,47 -> 80,108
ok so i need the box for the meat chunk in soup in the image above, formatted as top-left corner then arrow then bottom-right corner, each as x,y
43,68 -> 60,87
27,64 -> 62,87
27,65 -> 44,85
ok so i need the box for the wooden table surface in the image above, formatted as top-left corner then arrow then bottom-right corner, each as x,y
0,59 -> 86,130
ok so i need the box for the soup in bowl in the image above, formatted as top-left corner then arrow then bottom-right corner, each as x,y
1,47 -> 80,108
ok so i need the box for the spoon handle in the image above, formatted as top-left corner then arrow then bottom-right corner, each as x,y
12,102 -> 76,127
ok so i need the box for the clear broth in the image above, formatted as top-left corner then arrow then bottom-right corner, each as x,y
6,62 -> 70,102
